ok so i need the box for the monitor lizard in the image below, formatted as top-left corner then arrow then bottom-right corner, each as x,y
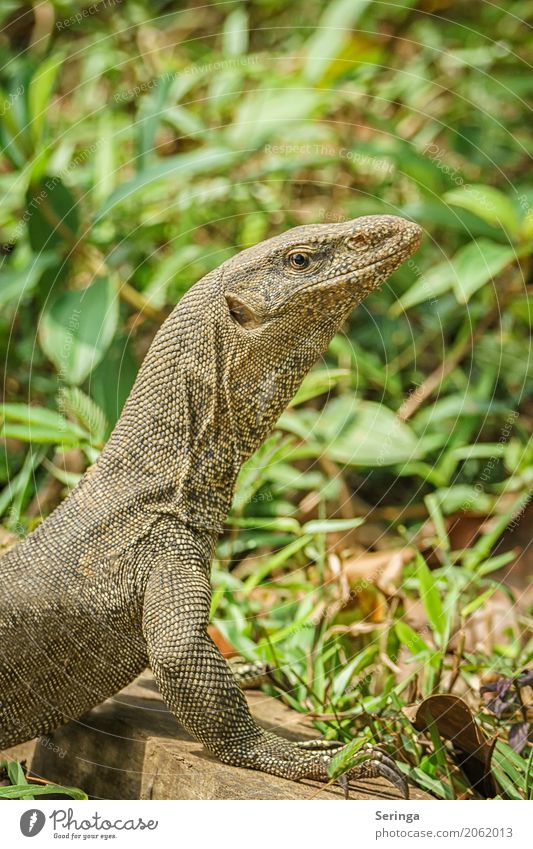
0,214 -> 421,796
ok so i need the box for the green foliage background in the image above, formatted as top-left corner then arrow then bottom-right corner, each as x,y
0,0 -> 532,798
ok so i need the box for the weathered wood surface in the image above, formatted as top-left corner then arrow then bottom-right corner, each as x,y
3,671 -> 431,800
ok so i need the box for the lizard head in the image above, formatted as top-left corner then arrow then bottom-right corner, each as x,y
221,214 -> 421,331
217,214 -> 421,454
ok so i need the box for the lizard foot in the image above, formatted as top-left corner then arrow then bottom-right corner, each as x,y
221,734 -> 408,799
295,739 -> 407,797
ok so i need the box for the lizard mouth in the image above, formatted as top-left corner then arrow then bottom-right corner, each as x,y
331,224 -> 422,289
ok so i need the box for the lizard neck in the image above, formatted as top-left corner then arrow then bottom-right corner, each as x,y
92,272 -> 242,533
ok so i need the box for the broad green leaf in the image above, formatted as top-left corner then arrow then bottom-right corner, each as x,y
395,239 -> 517,310
0,424 -> 84,445
444,185 -> 521,236
392,259 -> 455,313
92,114 -> 116,205
27,176 -> 79,251
290,369 -> 351,406
89,336 -> 138,428
0,760 -> 29,794
413,395 -> 508,429
451,239 -> 516,303
432,485 -> 493,515
1,403 -> 85,437
0,253 -> 56,307
39,276 -> 118,385
280,397 -> 420,467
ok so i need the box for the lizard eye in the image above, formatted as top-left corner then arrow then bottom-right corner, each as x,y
287,250 -> 311,270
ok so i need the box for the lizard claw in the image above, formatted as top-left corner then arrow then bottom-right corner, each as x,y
337,772 -> 350,800
347,744 -> 409,799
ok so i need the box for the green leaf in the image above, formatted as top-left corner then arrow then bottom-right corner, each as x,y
302,517 -> 364,534
89,336 -> 138,428
410,767 -> 452,799
136,73 -> 174,171
0,253 -> 56,308
444,185 -> 521,236
0,760 -> 29,792
26,176 -> 79,251
392,258 -> 455,313
243,535 -> 312,593
226,88 -> 323,148
395,239 -> 517,310
464,492 -> 531,571
395,621 -> 430,656
461,587 -> 498,618
98,147 -> 240,217
223,8 -> 249,56
327,734 -> 372,779
28,54 -> 62,146
0,445 -> 47,521
280,397 -> 420,467
1,401 -> 87,446
1,403 -> 85,436
290,368 -> 351,406
415,553 -> 446,646
39,276 -> 118,385
1,424 -> 83,446
450,239 -> 516,303
0,783 -> 87,800
303,0 -> 371,83
92,114 -> 116,205
226,516 -> 301,534
331,646 -> 378,699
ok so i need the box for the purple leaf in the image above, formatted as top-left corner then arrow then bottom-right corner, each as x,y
508,722 -> 529,754
496,677 -> 513,698
517,669 -> 533,687
485,695 -> 513,719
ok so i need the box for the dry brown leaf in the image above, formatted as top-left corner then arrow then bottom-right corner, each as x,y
340,547 -> 413,596
403,694 -> 497,797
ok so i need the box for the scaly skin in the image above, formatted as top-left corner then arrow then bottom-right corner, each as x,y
0,215 -> 421,795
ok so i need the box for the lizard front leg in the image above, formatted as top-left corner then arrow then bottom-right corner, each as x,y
142,548 -> 408,796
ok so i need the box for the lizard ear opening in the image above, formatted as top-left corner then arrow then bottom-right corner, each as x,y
225,294 -> 262,330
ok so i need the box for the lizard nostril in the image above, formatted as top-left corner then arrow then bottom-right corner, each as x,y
345,231 -> 370,251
